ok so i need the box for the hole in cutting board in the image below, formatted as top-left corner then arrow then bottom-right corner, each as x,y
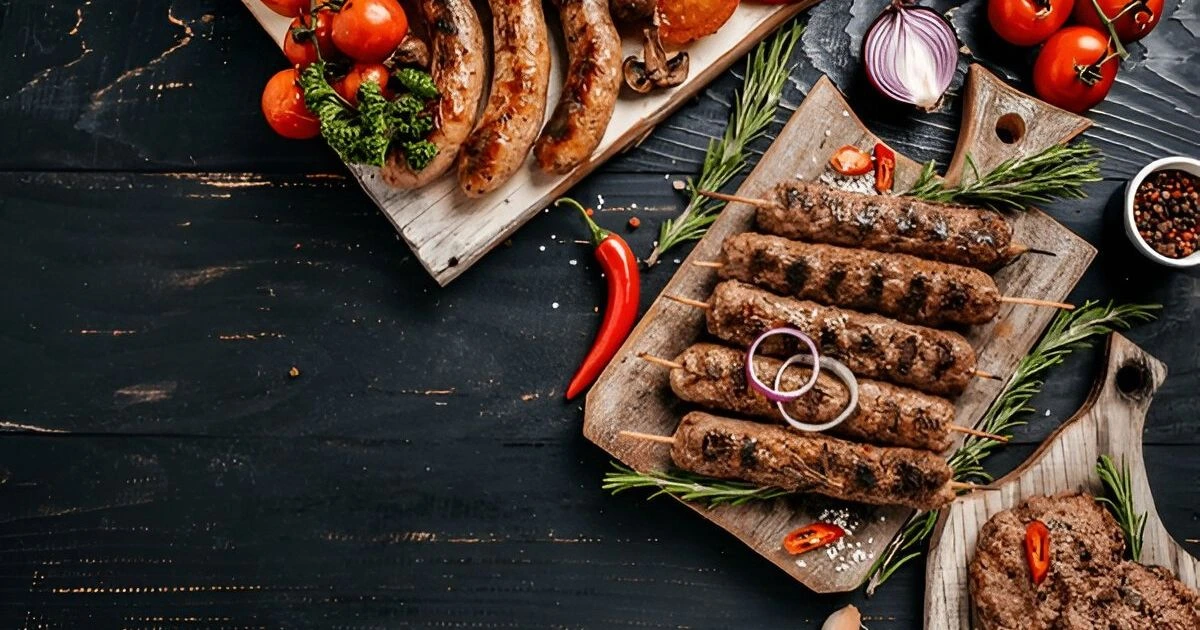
1115,361 -> 1151,397
995,113 -> 1026,145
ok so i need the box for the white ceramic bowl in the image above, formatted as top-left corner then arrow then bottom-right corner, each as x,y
1124,156 -> 1200,268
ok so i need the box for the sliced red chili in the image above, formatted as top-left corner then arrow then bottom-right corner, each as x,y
829,145 -> 873,176
873,142 -> 896,193
782,522 -> 845,555
1024,520 -> 1051,585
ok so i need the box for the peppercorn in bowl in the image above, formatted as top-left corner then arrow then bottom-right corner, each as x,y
1125,157 -> 1200,268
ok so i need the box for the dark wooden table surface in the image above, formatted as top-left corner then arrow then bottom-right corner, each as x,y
1,0 -> 1196,627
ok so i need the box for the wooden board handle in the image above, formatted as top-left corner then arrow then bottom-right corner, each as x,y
943,65 -> 1092,186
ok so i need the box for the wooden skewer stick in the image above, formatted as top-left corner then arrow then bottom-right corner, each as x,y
692,260 -> 724,269
973,369 -> 1002,381
697,189 -> 780,209
618,430 -> 675,445
948,481 -> 998,493
999,296 -> 1074,310
637,353 -> 684,370
663,294 -> 711,309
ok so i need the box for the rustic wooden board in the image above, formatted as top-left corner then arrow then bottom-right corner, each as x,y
924,333 -> 1200,629
242,0 -> 818,285
582,66 -> 1098,593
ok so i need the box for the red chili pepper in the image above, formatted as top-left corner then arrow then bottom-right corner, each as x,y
1024,520 -> 1051,586
782,522 -> 846,555
829,145 -> 873,176
873,142 -> 896,193
558,198 -> 641,401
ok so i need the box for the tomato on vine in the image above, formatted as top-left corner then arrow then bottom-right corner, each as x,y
1033,26 -> 1119,113
262,68 -> 321,139
988,0 -> 1076,46
1073,0 -> 1163,43
262,0 -> 312,18
283,8 -> 337,69
331,0 -> 409,63
334,63 -> 395,106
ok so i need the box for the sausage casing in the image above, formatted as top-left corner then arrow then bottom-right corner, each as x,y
705,280 -> 977,396
457,0 -> 552,197
718,233 -> 1002,326
756,181 -> 1021,269
534,0 -> 622,174
670,343 -> 956,452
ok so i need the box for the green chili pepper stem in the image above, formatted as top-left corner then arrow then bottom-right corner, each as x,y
556,197 -> 609,246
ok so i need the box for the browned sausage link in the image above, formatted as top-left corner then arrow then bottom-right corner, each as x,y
383,0 -> 487,189
705,280 -> 976,396
670,412 -> 957,510
756,181 -> 1021,270
608,0 -> 654,23
718,233 -> 1002,326
457,0 -> 551,197
670,343 -> 956,452
534,0 -> 622,174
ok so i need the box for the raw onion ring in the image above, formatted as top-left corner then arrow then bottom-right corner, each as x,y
745,328 -> 819,402
774,355 -> 859,432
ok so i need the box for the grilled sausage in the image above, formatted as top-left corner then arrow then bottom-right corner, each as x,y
608,0 -> 654,22
717,233 -> 1002,326
534,0 -> 621,174
383,0 -> 487,189
457,0 -> 552,197
704,280 -> 976,396
670,412 -> 957,510
670,343 -> 956,452
756,181 -> 1023,269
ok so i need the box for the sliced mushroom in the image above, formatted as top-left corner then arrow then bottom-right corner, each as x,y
623,57 -> 655,94
621,27 -> 689,94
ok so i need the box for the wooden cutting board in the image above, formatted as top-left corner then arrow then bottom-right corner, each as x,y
242,0 -> 818,285
582,65 -> 1097,593
924,333 -> 1200,629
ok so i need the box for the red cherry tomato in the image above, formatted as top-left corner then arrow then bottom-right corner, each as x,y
261,0 -> 311,17
988,0 -> 1076,46
261,68 -> 320,139
1073,0 -> 1163,43
332,0 -> 409,63
1033,26 -> 1118,113
282,9 -> 336,69
334,63 -> 395,106
829,145 -> 873,176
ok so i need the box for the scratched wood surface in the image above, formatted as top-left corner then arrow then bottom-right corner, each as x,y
0,0 -> 1197,627
582,68 -> 1096,593
925,333 -> 1199,629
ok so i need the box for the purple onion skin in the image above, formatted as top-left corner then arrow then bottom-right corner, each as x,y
863,2 -> 959,111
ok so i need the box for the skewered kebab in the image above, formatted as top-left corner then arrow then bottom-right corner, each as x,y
621,411 -> 970,510
699,181 -> 1037,270
669,280 -> 986,397
694,233 -> 1072,327
642,343 -> 1005,452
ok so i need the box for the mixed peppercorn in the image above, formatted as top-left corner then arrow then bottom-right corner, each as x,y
1133,169 -> 1199,259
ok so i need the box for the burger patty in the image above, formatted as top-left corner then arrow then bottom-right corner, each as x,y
969,492 -> 1200,629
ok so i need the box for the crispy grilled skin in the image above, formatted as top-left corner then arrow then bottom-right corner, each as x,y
670,343 -> 955,452
456,0 -> 551,197
706,280 -> 976,397
755,181 -> 1021,270
533,0 -> 621,174
719,233 -> 1001,327
383,0 -> 486,189
671,412 -> 956,510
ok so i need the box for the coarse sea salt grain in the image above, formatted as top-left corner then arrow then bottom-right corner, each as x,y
552,302 -> 559,309
539,246 -> 546,252
569,260 -> 578,266
796,559 -> 807,568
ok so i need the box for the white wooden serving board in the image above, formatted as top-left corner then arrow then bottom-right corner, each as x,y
243,0 -> 817,285
924,333 -> 1199,629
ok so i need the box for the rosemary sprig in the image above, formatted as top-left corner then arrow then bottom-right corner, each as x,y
864,301 -> 1159,594
645,22 -> 802,267
602,462 -> 789,507
906,142 -> 1102,212
1096,454 -> 1147,561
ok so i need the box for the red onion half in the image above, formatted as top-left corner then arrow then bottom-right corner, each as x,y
863,1 -> 958,110
745,328 -> 820,403
774,355 -> 859,433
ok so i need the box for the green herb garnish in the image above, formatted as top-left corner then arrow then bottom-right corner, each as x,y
299,60 -> 438,169
602,463 -> 789,507
906,142 -> 1102,211
645,22 -> 803,266
1096,454 -> 1147,561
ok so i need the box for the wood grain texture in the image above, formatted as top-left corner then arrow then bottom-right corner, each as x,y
924,333 -> 1199,629
242,0 -> 817,285
582,71 -> 1096,593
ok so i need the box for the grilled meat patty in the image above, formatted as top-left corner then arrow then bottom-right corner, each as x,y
755,181 -> 1022,270
705,280 -> 977,397
670,343 -> 956,452
718,232 -> 1002,327
670,412 -> 957,510
970,493 -> 1200,629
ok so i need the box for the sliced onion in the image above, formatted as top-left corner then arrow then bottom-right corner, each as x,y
863,2 -> 958,110
774,354 -> 859,433
745,328 -> 820,403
